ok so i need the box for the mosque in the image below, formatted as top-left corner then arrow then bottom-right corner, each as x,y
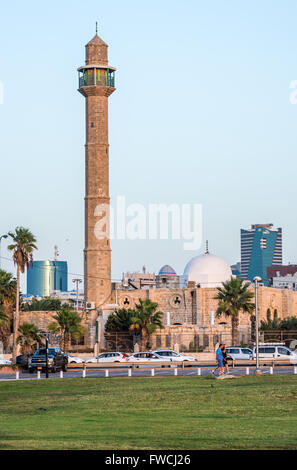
71,30 -> 297,353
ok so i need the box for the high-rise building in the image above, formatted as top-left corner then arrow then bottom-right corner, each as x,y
241,224 -> 282,285
27,261 -> 68,297
78,31 -> 116,307
231,262 -> 242,278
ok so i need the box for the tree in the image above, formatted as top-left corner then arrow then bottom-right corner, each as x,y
21,297 -> 62,312
7,227 -> 37,362
16,322 -> 41,357
105,308 -> 136,332
0,269 -> 17,306
280,317 -> 297,331
260,316 -> 297,332
129,299 -> 164,349
48,305 -> 85,352
0,269 -> 17,352
215,277 -> 255,346
259,318 -> 282,331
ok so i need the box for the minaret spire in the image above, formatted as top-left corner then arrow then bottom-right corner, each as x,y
96,21 -> 98,35
78,35 -> 116,308
205,240 -> 209,255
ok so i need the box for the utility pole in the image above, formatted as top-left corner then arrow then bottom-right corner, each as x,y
41,332 -> 50,379
73,279 -> 82,311
253,276 -> 262,375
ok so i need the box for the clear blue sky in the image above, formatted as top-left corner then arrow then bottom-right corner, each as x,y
1,0 -> 297,291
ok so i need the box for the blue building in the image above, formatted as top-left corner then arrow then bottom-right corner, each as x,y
27,261 -> 68,297
241,224 -> 282,286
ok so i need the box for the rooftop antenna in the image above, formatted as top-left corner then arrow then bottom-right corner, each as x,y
205,240 -> 209,255
54,245 -> 59,261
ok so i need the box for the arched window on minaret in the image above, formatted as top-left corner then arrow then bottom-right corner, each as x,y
267,309 -> 271,321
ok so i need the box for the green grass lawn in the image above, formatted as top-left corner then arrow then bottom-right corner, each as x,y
1,375 -> 297,450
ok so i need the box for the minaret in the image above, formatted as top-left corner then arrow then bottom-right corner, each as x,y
78,31 -> 116,308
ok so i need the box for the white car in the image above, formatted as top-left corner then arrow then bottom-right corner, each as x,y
86,352 -> 127,363
66,354 -> 85,364
127,352 -> 171,363
252,344 -> 297,364
226,347 -> 253,360
0,356 -> 12,365
153,350 -> 198,362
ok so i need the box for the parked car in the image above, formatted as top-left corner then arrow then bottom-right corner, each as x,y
127,352 -> 171,363
225,347 -> 253,361
28,347 -> 68,373
153,350 -> 198,362
251,344 -> 297,364
16,354 -> 32,369
66,354 -> 85,364
0,355 -> 12,365
86,352 -> 127,363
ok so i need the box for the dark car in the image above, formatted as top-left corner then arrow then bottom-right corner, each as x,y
28,347 -> 68,373
16,354 -> 32,369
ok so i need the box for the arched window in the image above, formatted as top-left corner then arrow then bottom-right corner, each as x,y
267,309 -> 271,321
274,309 -> 278,320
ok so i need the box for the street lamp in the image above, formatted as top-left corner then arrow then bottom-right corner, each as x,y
253,276 -> 262,375
73,279 -> 82,311
40,332 -> 51,379
0,234 -> 8,270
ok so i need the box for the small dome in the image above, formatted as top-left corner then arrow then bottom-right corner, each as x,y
159,265 -> 176,275
184,253 -> 232,288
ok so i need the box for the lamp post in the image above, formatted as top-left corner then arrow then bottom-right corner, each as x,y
0,234 -> 8,270
40,332 -> 50,379
253,276 -> 262,375
73,279 -> 82,311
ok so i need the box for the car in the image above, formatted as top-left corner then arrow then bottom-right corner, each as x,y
66,354 -> 85,364
225,347 -> 253,361
28,347 -> 68,373
153,350 -> 198,362
127,352 -> 171,363
0,355 -> 12,365
16,354 -> 32,369
86,352 -> 127,363
251,343 -> 297,364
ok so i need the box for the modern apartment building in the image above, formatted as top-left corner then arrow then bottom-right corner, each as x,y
241,224 -> 282,285
27,260 -> 68,297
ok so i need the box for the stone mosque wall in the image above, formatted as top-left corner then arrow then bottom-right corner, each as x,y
19,286 -> 297,352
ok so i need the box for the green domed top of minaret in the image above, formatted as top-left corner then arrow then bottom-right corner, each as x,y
85,33 -> 108,66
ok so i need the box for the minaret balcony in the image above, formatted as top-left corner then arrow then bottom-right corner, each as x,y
78,67 -> 115,89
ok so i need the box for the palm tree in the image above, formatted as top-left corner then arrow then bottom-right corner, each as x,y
259,318 -> 282,331
130,299 -> 164,349
7,227 -> 37,362
0,269 -> 17,306
17,322 -> 41,357
48,305 -> 85,352
215,277 -> 255,346
105,308 -> 136,332
0,269 -> 17,351
0,308 -> 8,327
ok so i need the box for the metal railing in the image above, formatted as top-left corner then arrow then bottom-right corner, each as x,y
79,75 -> 115,88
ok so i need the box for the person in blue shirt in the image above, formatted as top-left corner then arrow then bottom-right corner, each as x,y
212,344 -> 224,376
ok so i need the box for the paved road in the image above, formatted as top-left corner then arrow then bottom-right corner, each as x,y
0,366 -> 296,381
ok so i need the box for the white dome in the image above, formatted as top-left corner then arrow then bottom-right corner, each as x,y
184,253 -> 232,288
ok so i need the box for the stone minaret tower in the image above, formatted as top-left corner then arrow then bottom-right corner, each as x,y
78,32 -> 116,308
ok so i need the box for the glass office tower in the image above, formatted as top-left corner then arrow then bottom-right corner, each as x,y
241,224 -> 282,286
27,261 -> 68,297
